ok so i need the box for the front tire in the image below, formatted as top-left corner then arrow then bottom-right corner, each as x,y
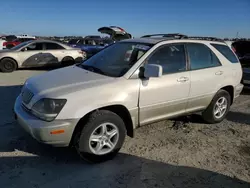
75,110 -> 126,163
202,89 -> 231,124
0,58 -> 17,73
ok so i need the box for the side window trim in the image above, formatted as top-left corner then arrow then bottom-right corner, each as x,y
145,43 -> 188,75
185,42 -> 222,71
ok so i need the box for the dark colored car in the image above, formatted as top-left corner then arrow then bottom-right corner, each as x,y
232,41 -> 250,88
69,37 -> 114,58
69,26 -> 132,58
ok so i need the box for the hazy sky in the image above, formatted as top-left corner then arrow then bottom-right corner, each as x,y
1,0 -> 250,38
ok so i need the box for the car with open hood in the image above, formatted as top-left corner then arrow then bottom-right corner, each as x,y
14,34 -> 243,163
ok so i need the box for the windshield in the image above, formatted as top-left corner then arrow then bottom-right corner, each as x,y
11,41 -> 32,50
79,42 -> 153,77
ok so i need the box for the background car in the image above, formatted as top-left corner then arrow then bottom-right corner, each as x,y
0,40 -> 84,72
69,26 -> 132,58
3,37 -> 36,49
225,40 -> 250,88
0,38 -> 6,50
232,41 -> 250,67
69,37 -> 114,58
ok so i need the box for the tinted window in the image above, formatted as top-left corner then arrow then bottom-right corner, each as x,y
84,40 -> 96,45
68,39 -> 79,44
147,44 -> 186,74
186,43 -> 221,70
211,43 -> 239,63
26,43 -> 43,51
77,39 -> 84,45
45,42 -> 64,50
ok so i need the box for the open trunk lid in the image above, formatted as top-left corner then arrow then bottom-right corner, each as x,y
98,26 -> 132,41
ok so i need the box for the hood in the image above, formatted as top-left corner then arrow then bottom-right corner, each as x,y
98,26 -> 132,41
25,65 -> 114,97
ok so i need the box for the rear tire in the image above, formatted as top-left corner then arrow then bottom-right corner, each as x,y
202,89 -> 231,124
74,110 -> 126,163
0,58 -> 17,73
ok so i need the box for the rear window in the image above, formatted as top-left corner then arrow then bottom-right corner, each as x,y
210,43 -> 239,63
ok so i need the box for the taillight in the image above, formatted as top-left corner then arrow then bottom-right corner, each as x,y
3,42 -> 7,46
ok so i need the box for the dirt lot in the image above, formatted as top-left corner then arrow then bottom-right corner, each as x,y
0,69 -> 250,188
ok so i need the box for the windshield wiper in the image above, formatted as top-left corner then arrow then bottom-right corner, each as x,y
79,64 -> 107,75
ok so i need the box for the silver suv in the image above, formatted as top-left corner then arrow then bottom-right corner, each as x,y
14,34 -> 243,163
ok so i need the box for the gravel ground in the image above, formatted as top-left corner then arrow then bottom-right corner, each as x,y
0,69 -> 250,188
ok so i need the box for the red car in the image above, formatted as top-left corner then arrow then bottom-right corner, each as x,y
3,38 -> 36,49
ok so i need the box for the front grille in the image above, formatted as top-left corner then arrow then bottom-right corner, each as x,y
21,87 -> 34,104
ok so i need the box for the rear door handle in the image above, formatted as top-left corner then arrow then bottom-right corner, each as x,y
215,71 -> 223,75
177,77 -> 189,82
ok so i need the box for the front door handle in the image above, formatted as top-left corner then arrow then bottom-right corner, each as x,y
215,71 -> 223,75
177,77 -> 189,82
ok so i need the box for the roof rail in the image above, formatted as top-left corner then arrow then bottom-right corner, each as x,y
141,34 -> 225,42
141,33 -> 187,39
186,36 -> 224,42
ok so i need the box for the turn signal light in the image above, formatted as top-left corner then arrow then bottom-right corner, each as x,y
50,130 -> 65,134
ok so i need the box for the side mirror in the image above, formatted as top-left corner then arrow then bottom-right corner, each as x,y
144,64 -> 163,78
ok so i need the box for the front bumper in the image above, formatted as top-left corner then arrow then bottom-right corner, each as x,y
14,96 -> 79,147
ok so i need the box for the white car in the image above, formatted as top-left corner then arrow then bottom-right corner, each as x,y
0,40 -> 85,72
14,34 -> 243,163
0,39 -> 6,50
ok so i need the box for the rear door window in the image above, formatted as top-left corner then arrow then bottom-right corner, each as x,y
210,43 -> 239,63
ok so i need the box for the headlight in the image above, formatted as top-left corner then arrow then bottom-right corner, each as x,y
31,98 -> 67,121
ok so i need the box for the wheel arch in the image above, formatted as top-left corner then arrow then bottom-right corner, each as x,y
220,85 -> 234,105
69,104 -> 134,147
